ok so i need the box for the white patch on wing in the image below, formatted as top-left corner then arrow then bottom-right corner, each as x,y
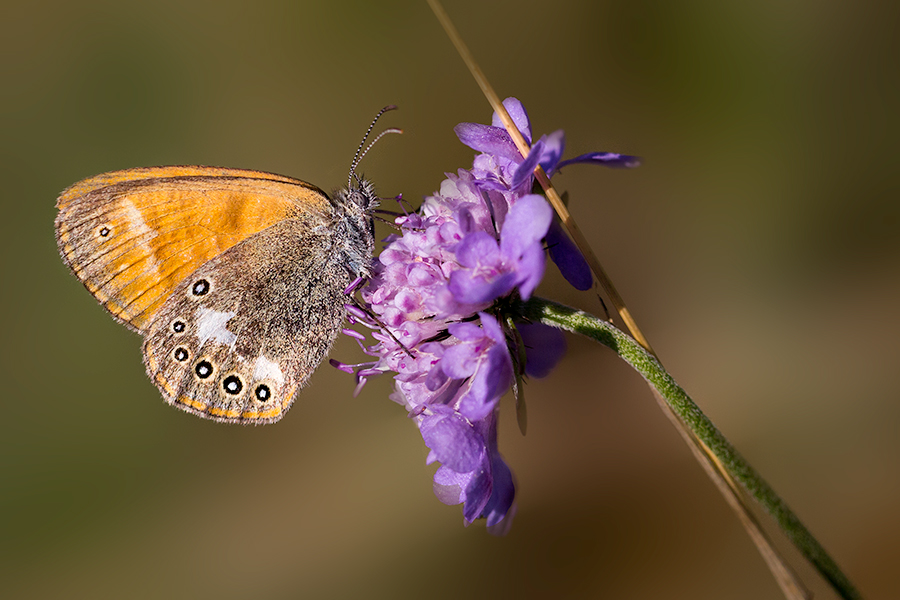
196,307 -> 237,347
252,355 -> 284,385
123,201 -> 160,277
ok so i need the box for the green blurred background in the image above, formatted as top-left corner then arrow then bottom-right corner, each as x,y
2,1 -> 897,598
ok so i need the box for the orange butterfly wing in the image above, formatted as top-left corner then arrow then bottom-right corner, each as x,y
56,166 -> 331,332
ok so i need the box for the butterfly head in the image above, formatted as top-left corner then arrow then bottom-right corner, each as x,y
331,106 -> 401,278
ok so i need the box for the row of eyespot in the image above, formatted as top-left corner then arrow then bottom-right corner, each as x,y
171,344 -> 271,402
174,280 -> 271,401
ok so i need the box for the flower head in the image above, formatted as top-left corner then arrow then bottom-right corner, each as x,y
335,98 -> 638,533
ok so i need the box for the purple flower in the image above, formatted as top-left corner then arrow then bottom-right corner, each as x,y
448,194 -> 552,304
334,97 -> 639,533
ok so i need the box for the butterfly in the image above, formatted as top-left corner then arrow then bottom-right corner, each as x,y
55,106 -> 398,424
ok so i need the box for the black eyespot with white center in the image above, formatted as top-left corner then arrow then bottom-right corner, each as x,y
98,226 -> 111,237
191,279 -> 210,296
254,384 -> 271,402
223,375 -> 243,395
172,319 -> 186,333
173,347 -> 189,362
194,360 -> 213,379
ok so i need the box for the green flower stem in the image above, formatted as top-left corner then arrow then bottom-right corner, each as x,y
519,296 -> 861,600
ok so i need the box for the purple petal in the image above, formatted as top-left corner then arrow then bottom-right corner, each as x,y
471,176 -> 512,193
556,151 -> 641,170
448,270 -> 517,304
480,454 -> 516,529
447,320 -> 486,342
518,323 -> 567,378
407,263 -> 439,286
509,138 -> 543,191
420,411 -> 484,472
478,312 -> 505,345
491,97 -> 532,144
433,465 -> 468,505
500,194 -> 553,259
454,231 -> 500,269
513,243 -> 546,300
455,205 -> 477,236
486,502 -> 516,536
440,343 -> 478,379
453,123 -> 521,162
538,130 -> 566,174
546,219 -> 592,290
459,345 -> 513,421
425,362 -> 449,391
462,466 -> 493,523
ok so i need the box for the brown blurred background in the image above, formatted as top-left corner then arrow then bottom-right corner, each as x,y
2,1 -> 897,598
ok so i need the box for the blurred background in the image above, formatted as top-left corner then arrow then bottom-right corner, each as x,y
2,1 -> 897,598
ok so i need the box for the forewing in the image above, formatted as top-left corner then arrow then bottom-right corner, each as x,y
55,166 -> 331,332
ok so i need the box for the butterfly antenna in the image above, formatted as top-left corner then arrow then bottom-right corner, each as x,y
348,105 -> 402,190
